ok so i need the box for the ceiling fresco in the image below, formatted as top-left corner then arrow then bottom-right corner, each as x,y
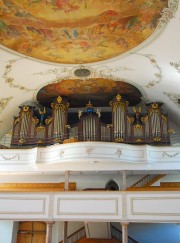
37,78 -> 142,108
0,0 -> 168,64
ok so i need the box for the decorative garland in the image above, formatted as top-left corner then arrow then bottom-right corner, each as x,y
158,0 -> 179,28
133,53 -> 162,88
163,92 -> 180,107
115,148 -> 122,158
85,146 -> 95,155
1,154 -> 19,160
163,151 -> 180,158
0,97 -> 13,113
170,61 -> 180,73
3,58 -> 36,92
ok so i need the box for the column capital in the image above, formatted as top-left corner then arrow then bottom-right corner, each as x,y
45,221 -> 55,225
121,222 -> 129,226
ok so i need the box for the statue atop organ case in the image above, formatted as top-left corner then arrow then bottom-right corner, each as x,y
11,95 -> 170,147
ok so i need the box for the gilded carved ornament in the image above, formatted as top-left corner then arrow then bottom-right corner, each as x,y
57,96 -> 62,103
162,115 -> 168,121
149,108 -> 160,116
134,124 -> 143,130
36,126 -> 45,132
22,106 -> 30,112
141,116 -> 148,123
153,137 -> 161,142
32,117 -> 39,125
127,116 -> 134,124
151,103 -> 159,109
45,117 -> 53,125
115,138 -> 124,142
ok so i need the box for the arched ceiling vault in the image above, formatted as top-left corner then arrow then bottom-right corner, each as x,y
0,0 -> 180,138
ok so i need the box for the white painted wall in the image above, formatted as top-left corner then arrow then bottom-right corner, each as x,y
161,174 -> 180,182
11,222 -> 19,243
0,221 -> 13,243
169,119 -> 180,145
112,222 -> 180,243
55,221 -> 84,242
128,223 -> 180,243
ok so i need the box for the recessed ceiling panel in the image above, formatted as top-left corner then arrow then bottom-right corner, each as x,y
37,78 -> 142,107
0,0 -> 167,64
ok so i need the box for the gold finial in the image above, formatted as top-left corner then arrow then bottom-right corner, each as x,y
86,100 -> 93,108
39,107 -> 46,115
151,102 -> 159,109
116,93 -> 121,102
22,106 -> 29,112
57,96 -> 62,103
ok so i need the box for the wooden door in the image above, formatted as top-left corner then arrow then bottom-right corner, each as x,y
17,221 -> 46,243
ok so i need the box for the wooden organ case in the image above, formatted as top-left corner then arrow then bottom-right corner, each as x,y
110,94 -> 170,144
11,105 -> 38,146
11,95 -> 170,147
45,96 -> 69,144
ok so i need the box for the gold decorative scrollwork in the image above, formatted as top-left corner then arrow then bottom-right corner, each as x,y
112,102 -> 126,112
127,116 -> 134,124
162,115 -> 167,121
32,118 -> 39,124
141,116 -> 148,124
45,117 -> 53,125
14,118 -> 19,125
36,126 -> 45,132
153,137 -> 161,142
115,138 -> 124,142
168,128 -> 175,134
54,138 -> 61,143
19,138 -> 26,144
149,108 -> 160,116
134,124 -> 143,130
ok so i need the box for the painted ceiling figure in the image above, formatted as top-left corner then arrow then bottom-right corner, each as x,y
54,0 -> 79,12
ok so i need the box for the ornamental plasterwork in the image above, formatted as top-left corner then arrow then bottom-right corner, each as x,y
170,61 -> 180,73
158,0 -> 179,28
3,58 -> 36,92
163,92 -> 180,106
85,146 -> 95,155
59,149 -> 65,158
134,53 -> 162,88
1,154 -> 19,160
163,151 -> 180,158
34,65 -> 132,86
115,148 -> 122,158
0,97 -> 13,113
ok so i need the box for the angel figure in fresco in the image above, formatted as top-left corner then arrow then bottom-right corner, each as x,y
54,0 -> 79,13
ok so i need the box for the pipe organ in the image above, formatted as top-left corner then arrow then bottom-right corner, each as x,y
11,95 -> 170,147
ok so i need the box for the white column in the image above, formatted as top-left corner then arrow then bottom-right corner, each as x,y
45,221 -> 55,243
63,221 -> 68,243
64,171 -> 69,191
121,222 -> 129,243
121,170 -> 127,190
